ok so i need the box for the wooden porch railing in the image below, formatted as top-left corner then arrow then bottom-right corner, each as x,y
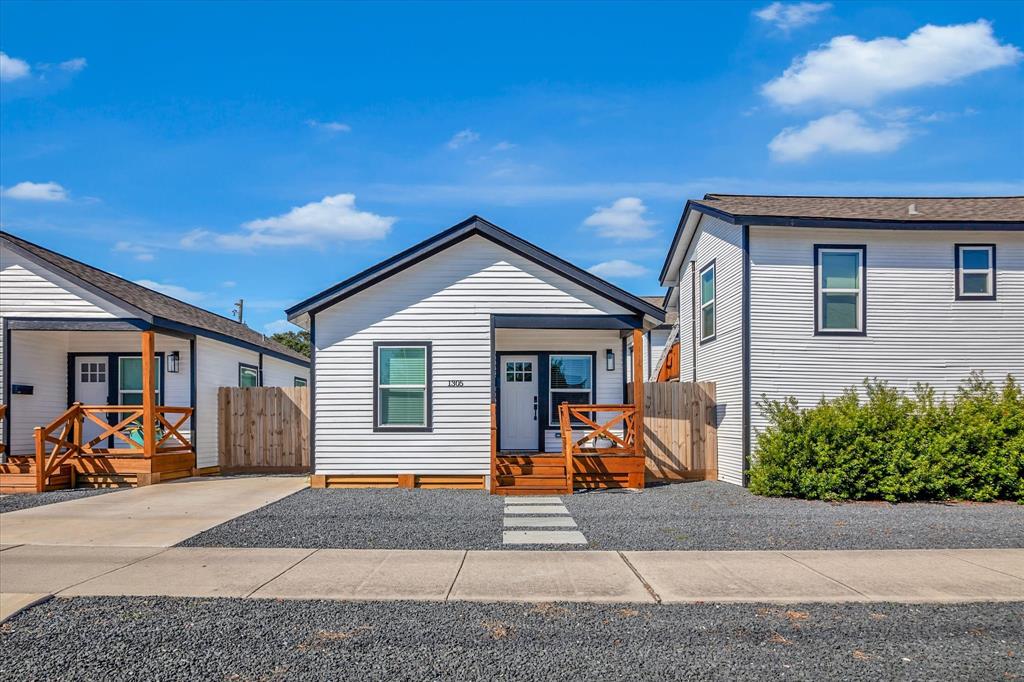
33,402 -> 193,493
558,402 -> 643,494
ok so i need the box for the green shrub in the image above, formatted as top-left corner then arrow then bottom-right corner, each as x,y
748,373 -> 1023,502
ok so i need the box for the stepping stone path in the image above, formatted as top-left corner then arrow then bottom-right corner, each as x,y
501,497 -> 587,546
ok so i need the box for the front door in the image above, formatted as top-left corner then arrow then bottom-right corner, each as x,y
499,354 -> 538,451
74,356 -> 109,445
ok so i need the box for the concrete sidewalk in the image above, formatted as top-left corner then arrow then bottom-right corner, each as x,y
2,546 -> 1021,620
0,476 -> 308,547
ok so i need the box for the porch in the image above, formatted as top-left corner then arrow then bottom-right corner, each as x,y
1,329 -> 195,493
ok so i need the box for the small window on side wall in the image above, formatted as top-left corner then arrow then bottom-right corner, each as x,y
374,342 -> 431,431
294,377 -> 307,388
956,245 -> 996,300
239,363 -> 259,387
699,261 -> 716,343
815,245 -> 866,335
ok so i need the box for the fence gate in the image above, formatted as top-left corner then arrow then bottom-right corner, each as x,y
628,381 -> 718,482
218,387 -> 310,473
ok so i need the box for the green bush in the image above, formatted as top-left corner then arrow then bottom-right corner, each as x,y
748,373 -> 1023,503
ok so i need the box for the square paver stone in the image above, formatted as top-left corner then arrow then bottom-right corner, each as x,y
503,517 -> 577,528
503,530 -> 587,545
503,505 -> 569,515
0,545 -> 164,594
450,551 -> 653,603
61,547 -> 315,598
623,551 -> 862,603
786,549 -> 1024,602
504,497 -> 563,505
252,549 -> 466,601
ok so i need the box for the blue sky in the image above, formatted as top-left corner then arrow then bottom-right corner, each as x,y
2,1 -> 1022,334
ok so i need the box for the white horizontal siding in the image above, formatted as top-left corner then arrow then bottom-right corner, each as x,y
750,227 -> 1024,455
6,331 -> 69,455
0,245 -> 130,318
262,355 -> 309,388
313,234 -> 632,475
195,337 -> 260,468
679,215 -> 745,485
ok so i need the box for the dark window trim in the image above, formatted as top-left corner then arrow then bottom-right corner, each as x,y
372,341 -> 433,433
813,244 -> 867,337
238,362 -> 260,387
546,352 -> 597,429
698,259 -> 717,345
954,243 -> 997,301
294,377 -> 308,388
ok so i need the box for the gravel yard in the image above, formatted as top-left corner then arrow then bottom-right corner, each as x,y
0,488 -> 115,515
179,481 -> 1024,550
2,597 -> 1020,681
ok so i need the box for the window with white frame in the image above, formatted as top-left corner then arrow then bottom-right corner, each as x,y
816,246 -> 865,333
956,245 -> 996,299
549,354 -> 592,426
80,361 -> 106,384
699,261 -> 716,342
375,344 -> 430,429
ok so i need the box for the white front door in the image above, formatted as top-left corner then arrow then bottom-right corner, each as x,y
499,355 -> 538,451
74,356 -> 109,445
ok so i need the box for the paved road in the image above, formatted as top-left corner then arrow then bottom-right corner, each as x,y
0,475 -> 308,547
2,597 -> 1020,681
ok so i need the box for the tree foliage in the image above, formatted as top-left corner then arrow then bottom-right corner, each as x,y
270,330 -> 311,357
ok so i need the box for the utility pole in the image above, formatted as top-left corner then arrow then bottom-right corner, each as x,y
232,299 -> 244,324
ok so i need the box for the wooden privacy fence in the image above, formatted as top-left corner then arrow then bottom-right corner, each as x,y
218,387 -> 310,473
628,381 -> 717,482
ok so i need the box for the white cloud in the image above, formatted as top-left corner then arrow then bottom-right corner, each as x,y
306,119 -> 351,133
755,2 -> 830,31
181,193 -> 395,251
263,319 -> 299,335
446,129 -> 480,149
763,20 -> 1022,107
114,241 -> 155,262
59,57 -> 87,73
583,197 -> 656,240
0,52 -> 30,81
768,110 -> 909,161
588,260 -> 650,279
221,280 -> 237,288
1,181 -> 69,201
133,279 -> 207,304
491,141 -> 517,152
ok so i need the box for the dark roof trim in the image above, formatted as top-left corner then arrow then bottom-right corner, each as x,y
5,318 -> 151,332
287,216 -> 665,322
492,314 -> 643,330
153,317 -> 309,367
2,237 -> 154,321
658,199 -> 1024,284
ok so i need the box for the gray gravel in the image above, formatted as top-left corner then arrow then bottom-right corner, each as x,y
2,597 -> 1021,681
179,488 -> 506,549
179,481 -> 1023,550
566,482 -> 1024,550
0,488 -> 115,514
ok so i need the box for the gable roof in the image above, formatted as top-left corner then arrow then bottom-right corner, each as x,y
660,194 -> 1024,285
641,296 -> 675,329
286,215 -> 665,323
2,232 -> 308,365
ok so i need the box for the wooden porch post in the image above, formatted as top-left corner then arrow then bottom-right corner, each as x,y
141,330 -> 156,458
631,328 -> 646,488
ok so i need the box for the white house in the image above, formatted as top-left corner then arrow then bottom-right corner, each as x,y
0,232 -> 309,484
659,195 -> 1024,486
286,216 -> 665,493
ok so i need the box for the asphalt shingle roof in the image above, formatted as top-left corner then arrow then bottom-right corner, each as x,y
2,232 -> 307,363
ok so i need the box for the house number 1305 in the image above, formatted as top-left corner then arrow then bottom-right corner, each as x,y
448,380 -> 464,387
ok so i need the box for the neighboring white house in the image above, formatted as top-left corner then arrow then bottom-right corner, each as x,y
286,216 -> 665,490
660,195 -> 1024,487
0,232 -> 309,471
625,295 -> 676,382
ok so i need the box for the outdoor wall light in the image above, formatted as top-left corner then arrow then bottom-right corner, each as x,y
167,350 -> 180,373
606,348 -> 615,372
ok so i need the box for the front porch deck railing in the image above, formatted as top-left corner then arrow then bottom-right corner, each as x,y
33,402 -> 194,492
558,402 -> 645,494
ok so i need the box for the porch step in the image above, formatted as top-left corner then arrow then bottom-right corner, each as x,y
493,453 -> 571,495
496,475 -> 567,488
76,473 -> 137,489
0,463 -> 75,494
493,486 -> 569,496
495,465 -> 566,476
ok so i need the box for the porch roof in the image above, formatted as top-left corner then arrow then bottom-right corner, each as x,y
2,232 -> 307,366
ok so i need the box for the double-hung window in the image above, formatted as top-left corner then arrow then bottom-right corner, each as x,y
815,246 -> 865,334
549,354 -> 593,426
375,343 -> 431,430
239,363 -> 260,387
956,245 -> 996,300
699,261 -> 716,342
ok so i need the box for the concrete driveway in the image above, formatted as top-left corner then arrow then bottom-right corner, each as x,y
0,476 -> 307,548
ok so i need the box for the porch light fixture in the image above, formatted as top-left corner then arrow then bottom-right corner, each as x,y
606,349 -> 615,372
167,351 -> 180,373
